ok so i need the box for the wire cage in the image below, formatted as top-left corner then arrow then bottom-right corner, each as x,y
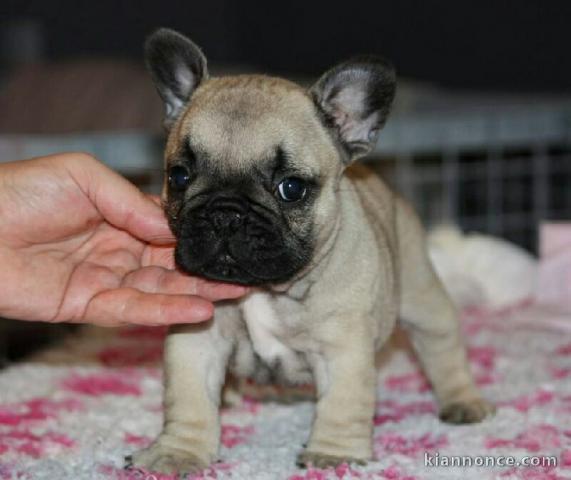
369,95 -> 571,253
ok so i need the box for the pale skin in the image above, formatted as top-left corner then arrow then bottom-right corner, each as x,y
0,152 -> 248,327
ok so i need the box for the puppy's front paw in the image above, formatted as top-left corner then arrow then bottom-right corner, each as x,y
439,398 -> 496,424
125,443 -> 208,479
296,450 -> 367,469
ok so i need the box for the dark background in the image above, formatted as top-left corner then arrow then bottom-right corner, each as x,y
1,0 -> 570,91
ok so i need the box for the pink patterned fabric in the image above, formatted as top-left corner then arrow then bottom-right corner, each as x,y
0,305 -> 571,479
536,223 -> 571,313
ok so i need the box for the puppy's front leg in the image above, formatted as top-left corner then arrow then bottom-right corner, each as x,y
127,322 -> 232,476
299,327 -> 376,468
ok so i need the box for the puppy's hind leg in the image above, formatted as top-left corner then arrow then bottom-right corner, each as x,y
126,321 -> 232,477
396,201 -> 495,424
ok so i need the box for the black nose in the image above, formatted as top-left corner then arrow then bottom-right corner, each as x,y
208,197 -> 247,232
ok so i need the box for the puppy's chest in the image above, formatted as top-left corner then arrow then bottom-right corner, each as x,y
240,292 -> 315,384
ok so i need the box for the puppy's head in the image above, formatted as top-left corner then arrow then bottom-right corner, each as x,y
145,28 -> 396,286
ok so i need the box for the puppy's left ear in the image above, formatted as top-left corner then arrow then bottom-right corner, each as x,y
310,56 -> 396,162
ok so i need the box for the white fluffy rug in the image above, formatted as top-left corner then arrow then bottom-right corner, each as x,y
1,304 -> 571,480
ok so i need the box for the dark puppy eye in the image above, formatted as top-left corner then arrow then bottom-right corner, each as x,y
277,177 -> 307,202
168,165 -> 191,191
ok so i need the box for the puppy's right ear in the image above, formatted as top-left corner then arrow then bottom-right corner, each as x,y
145,28 -> 208,129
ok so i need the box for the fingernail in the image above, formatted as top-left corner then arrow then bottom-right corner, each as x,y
170,300 -> 214,324
191,301 -> 214,321
226,285 -> 250,297
233,285 -> 250,293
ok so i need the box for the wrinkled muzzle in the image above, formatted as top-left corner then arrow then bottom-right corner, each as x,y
174,194 -> 311,285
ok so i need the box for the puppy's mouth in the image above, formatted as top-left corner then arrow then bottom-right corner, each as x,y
186,251 -> 260,285
175,243 -> 301,286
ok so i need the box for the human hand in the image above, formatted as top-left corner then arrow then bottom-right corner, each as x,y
0,152 -> 248,326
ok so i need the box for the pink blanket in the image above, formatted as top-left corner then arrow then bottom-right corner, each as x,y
1,303 -> 571,479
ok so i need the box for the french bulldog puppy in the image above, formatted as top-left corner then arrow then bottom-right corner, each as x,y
127,28 -> 494,476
